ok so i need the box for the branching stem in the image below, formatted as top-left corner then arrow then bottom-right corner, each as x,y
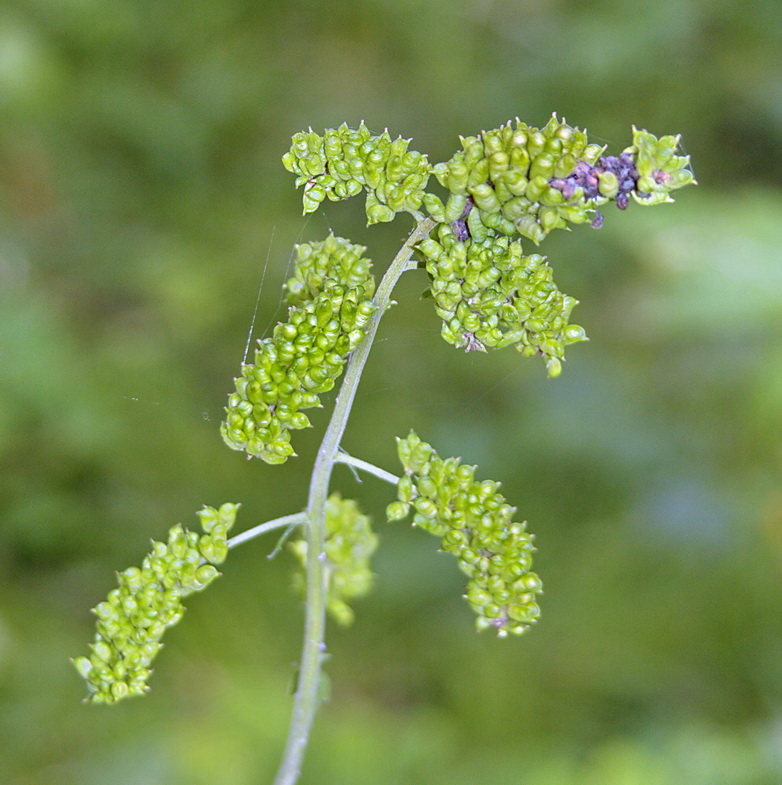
335,452 -> 400,485
272,216 -> 436,785
226,513 -> 308,550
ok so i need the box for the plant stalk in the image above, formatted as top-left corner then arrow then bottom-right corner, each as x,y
226,513 -> 308,550
335,452 -> 401,485
272,216 -> 435,785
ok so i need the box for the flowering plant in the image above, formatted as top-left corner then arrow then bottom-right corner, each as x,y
74,116 -> 693,785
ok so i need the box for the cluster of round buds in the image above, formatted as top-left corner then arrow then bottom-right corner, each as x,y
284,232 -> 376,306
282,123 -> 431,225
221,236 -> 376,464
72,503 -> 239,704
386,432 -> 542,637
418,223 -> 587,377
289,494 -> 378,627
427,116 -> 696,245
425,114 -> 605,245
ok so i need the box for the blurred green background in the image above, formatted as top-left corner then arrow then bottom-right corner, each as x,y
1,0 -> 781,783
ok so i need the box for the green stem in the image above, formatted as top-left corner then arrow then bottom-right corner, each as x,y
226,512 -> 308,550
272,216 -> 436,785
335,452 -> 400,485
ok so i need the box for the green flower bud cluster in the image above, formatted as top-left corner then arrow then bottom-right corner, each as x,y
418,223 -> 587,377
221,235 -> 376,464
289,494 -> 378,627
284,232 -> 376,306
386,432 -> 542,637
624,126 -> 696,207
425,114 -> 605,245
282,123 -> 431,225
73,503 -> 239,704
426,116 -> 696,245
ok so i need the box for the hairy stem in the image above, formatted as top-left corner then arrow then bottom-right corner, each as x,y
273,216 -> 436,785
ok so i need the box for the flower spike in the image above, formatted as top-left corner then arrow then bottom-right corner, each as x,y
289,494 -> 378,626
73,504 -> 239,704
428,115 -> 695,245
417,223 -> 586,376
388,432 -> 542,637
221,235 -> 376,463
282,123 -> 432,225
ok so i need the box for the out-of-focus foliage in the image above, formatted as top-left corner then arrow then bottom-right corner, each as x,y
290,493 -> 378,628
1,0 -> 780,783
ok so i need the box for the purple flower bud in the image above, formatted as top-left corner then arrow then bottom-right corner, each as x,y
452,219 -> 470,242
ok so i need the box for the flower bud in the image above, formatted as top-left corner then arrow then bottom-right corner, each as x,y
598,171 -> 620,198
390,432 -> 543,637
469,182 -> 501,213
386,501 -> 410,521
423,193 -> 446,222
224,236 -> 376,463
74,504 -> 238,703
283,124 -> 431,224
443,193 -> 468,223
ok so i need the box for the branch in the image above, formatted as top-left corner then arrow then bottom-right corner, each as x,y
335,452 -> 401,486
226,513 -> 308,550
